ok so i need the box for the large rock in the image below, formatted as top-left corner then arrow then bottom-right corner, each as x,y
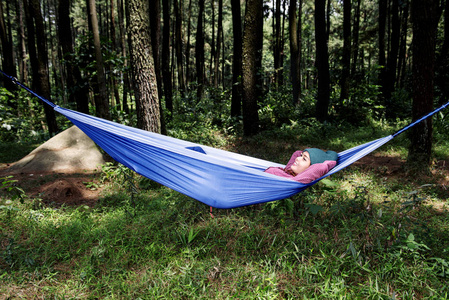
7,126 -> 106,174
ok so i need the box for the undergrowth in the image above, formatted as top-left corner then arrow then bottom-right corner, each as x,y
1,120 -> 449,299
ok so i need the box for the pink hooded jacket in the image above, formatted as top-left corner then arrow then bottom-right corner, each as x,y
264,150 -> 337,183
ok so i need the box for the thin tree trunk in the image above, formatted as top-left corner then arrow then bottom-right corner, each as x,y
214,0 -> 223,88
118,0 -> 129,113
210,0 -> 215,85
230,0 -> 242,118
339,0 -> 351,103
88,0 -> 110,120
25,0 -> 59,135
149,0 -> 166,134
436,0 -> 449,104
110,0 -> 120,108
162,0 -> 173,115
378,0 -> 387,92
384,0 -> 400,118
0,1 -> 17,95
16,0 -> 28,84
273,0 -> 281,87
351,0 -> 361,76
175,0 -> 186,96
58,0 -> 89,114
186,0 -> 192,86
315,0 -> 330,122
289,0 -> 300,104
195,0 -> 205,101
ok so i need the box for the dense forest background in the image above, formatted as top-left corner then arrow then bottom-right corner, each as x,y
0,0 -> 447,169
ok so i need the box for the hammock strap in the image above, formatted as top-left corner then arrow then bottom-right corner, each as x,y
392,101 -> 449,137
0,69 -> 57,108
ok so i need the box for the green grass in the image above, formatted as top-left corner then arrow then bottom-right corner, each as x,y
1,122 -> 449,299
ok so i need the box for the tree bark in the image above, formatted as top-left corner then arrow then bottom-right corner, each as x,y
273,0 -> 281,87
378,0 -> 387,95
351,0 -> 361,76
213,0 -> 223,88
195,0 -> 205,101
128,0 -> 161,133
314,0 -> 330,122
384,0 -> 400,118
407,0 -> 441,172
175,0 -> 186,96
148,0 -> 166,135
58,0 -> 90,114
230,0 -> 243,118
0,1 -> 17,95
25,0 -> 58,135
16,0 -> 28,84
118,0 -> 129,113
162,0 -> 173,115
88,0 -> 110,120
339,0 -> 351,104
289,0 -> 301,105
436,0 -> 449,104
242,0 -> 263,136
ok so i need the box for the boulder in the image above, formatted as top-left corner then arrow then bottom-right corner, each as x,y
7,126 -> 106,174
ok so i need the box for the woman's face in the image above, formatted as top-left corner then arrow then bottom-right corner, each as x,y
291,151 -> 311,175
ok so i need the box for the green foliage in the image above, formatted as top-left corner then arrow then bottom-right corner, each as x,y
0,88 -> 48,143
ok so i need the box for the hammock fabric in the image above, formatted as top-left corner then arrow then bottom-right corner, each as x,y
1,70 -> 448,208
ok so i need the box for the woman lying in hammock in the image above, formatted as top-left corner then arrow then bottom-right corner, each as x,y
264,148 -> 338,183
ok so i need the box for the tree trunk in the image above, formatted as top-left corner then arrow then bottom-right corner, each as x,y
407,0 -> 441,172
378,0 -> 387,94
128,0 -> 161,133
148,0 -> 166,135
186,0 -> 192,86
195,0 -> 205,101
16,0 -> 28,84
118,0 -> 129,113
109,0 -> 120,108
397,0 -> 409,88
436,0 -> 449,104
339,0 -> 351,104
242,0 -> 263,136
25,0 -> 58,135
58,0 -> 90,114
0,1 -> 16,96
88,0 -> 110,120
210,1 -> 215,84
289,0 -> 301,104
314,0 -> 330,122
162,0 -> 173,115
214,0 -> 223,88
230,0 -> 242,118
175,0 -> 186,96
351,0 -> 361,76
273,0 -> 281,87
384,0 -> 400,118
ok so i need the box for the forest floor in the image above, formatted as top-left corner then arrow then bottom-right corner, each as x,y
1,151 -> 448,209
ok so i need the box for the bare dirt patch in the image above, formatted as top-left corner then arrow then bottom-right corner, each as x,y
0,169 -> 104,208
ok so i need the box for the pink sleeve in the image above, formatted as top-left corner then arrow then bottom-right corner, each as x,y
293,160 -> 337,183
264,167 -> 295,179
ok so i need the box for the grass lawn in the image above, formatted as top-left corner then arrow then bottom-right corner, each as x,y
1,123 -> 449,299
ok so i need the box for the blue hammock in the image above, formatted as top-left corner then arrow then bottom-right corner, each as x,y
1,70 -> 448,208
